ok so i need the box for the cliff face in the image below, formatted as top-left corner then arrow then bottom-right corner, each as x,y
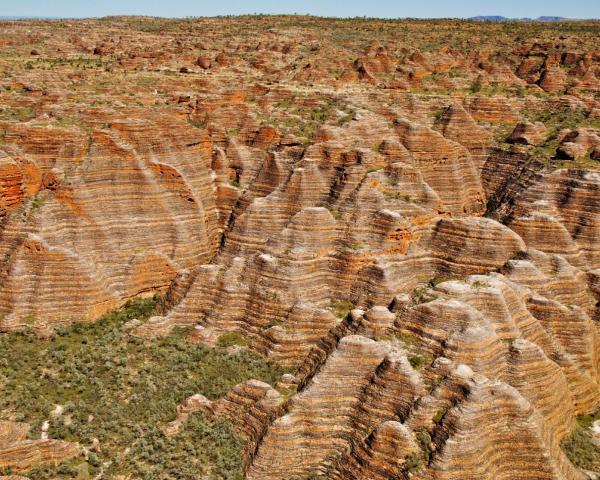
0,15 -> 599,480
0,118 -> 220,330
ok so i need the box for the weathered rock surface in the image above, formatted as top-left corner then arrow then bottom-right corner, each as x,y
508,121 -> 549,145
0,421 -> 79,472
1,15 -> 600,480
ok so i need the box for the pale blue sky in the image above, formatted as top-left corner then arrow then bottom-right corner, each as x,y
3,0 -> 600,19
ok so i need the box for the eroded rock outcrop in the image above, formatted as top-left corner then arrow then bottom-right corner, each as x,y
1,15 -> 600,480
0,421 -> 79,472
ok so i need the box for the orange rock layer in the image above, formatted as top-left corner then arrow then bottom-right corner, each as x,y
1,15 -> 600,480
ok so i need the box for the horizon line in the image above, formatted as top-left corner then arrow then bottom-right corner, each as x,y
0,13 -> 597,21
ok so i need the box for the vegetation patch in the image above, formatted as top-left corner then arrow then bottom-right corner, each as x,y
411,285 -> 438,304
561,408 -> 600,471
403,452 -> 422,473
0,297 -> 285,479
408,354 -> 426,369
31,193 -> 47,210
53,117 -> 90,131
520,107 -> 600,169
136,76 -> 159,88
264,319 -> 283,329
0,106 -> 35,122
217,331 -> 250,348
329,299 -> 354,319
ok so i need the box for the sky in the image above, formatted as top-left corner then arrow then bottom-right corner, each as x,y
3,0 -> 600,19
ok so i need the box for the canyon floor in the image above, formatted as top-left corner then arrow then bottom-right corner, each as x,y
0,15 -> 599,480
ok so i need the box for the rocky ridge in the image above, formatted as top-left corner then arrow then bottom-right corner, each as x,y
0,15 -> 599,480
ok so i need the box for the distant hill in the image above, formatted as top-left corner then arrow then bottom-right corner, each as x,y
0,16 -> 56,20
470,15 -> 509,21
470,15 -> 567,21
537,16 -> 567,21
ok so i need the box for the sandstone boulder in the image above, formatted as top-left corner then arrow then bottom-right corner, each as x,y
508,121 -> 548,145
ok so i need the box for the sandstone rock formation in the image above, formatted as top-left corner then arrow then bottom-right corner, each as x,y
508,121 -> 549,145
0,14 -> 599,480
0,421 -> 79,472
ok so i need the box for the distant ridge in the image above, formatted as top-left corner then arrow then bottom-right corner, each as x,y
537,16 -> 567,21
470,15 -> 509,21
470,15 -> 567,21
0,14 -> 587,22
0,16 -> 58,20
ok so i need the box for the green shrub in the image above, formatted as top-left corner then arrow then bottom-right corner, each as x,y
470,79 -> 482,93
408,354 -> 425,369
217,331 -> 249,347
329,299 -> 354,319
433,407 -> 449,423
434,107 -> 449,122
264,319 -> 283,329
416,430 -> 433,462
426,276 -> 448,288
188,118 -> 206,129
0,297 -> 285,479
136,76 -> 159,87
31,194 -> 47,210
411,285 -> 437,304
561,408 -> 600,471
403,452 -> 422,473
561,425 -> 599,471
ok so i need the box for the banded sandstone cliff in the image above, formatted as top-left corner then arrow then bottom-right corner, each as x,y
0,15 -> 599,480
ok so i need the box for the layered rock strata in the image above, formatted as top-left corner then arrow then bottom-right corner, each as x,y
1,15 -> 600,480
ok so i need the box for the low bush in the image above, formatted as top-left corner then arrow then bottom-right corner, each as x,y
561,408 -> 600,471
0,297 -> 285,479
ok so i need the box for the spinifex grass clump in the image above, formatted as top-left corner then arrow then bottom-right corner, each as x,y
0,297 -> 286,480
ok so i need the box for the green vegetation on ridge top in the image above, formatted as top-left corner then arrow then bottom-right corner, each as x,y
0,296 -> 286,479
